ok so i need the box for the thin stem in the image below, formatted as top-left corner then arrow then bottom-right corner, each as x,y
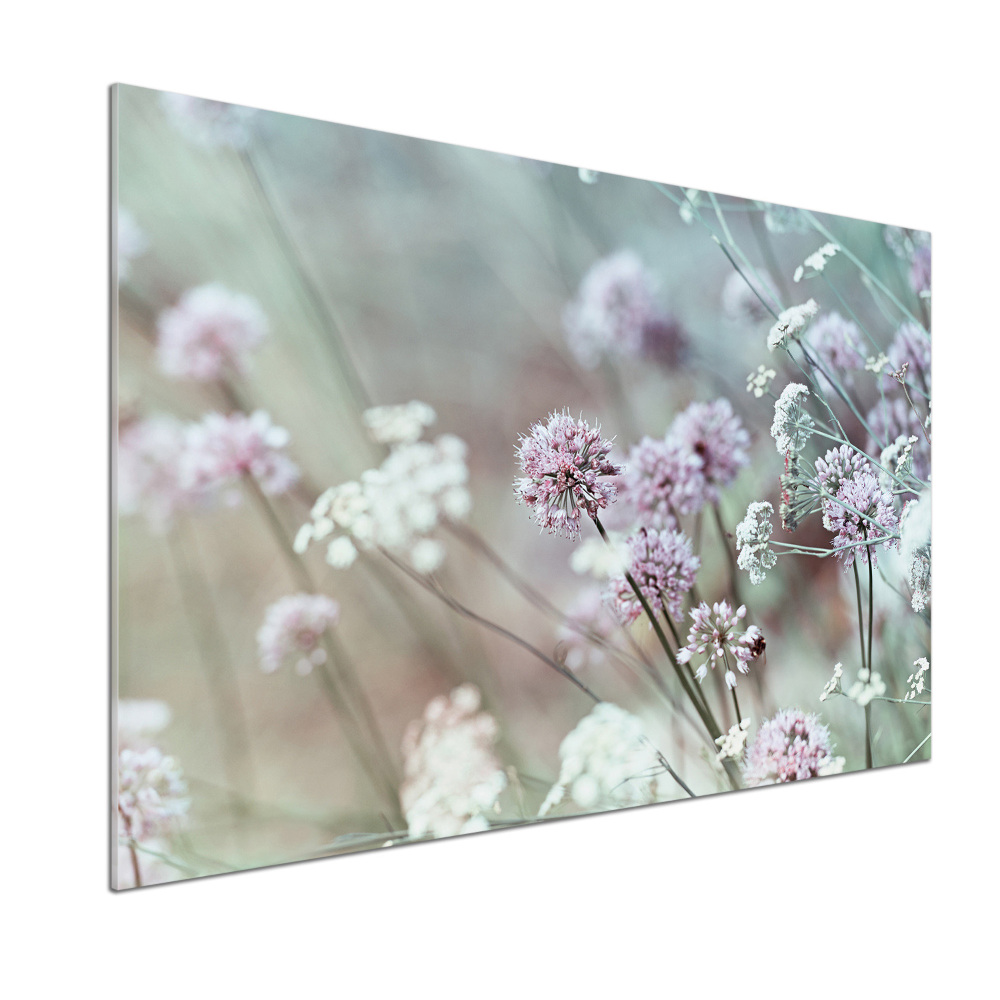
903,732 -> 931,763
853,562 -> 872,769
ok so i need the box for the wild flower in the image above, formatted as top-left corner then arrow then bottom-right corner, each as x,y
606,527 -> 699,624
887,322 -> 932,393
865,353 -> 890,374
668,398 -> 750,500
742,709 -> 844,786
156,284 -> 268,381
676,600 -> 762,688
736,501 -> 778,585
808,312 -> 865,387
622,436 -> 706,529
722,270 -> 778,325
846,667 -> 886,707
767,299 -> 819,352
513,411 -> 622,541
814,445 -> 869,528
746,364 -> 777,398
827,471 -> 899,569
182,411 -> 299,501
906,658 -> 930,701
400,685 -> 507,839
117,208 -> 147,281
297,432 -> 470,572
257,593 -> 340,675
363,401 -> 437,446
900,490 -> 931,613
562,251 -> 658,369
866,398 -> 930,481
715,718 -> 752,762
160,92 -> 258,148
771,383 -> 815,455
538,703 -> 663,816
118,744 -> 189,842
557,589 -> 618,671
793,242 -> 839,282
819,662 -> 844,702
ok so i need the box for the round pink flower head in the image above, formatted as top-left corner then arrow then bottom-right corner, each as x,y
676,599 -> 761,688
182,410 -> 300,501
117,744 -> 189,843
514,411 -> 623,541
808,312 -> 865,387
827,471 -> 899,570
607,526 -> 700,624
742,709 -> 843,786
623,436 -> 706,529
257,593 -> 340,675
668,398 -> 750,500
156,283 -> 268,382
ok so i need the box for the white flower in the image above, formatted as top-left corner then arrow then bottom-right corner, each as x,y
411,538 -> 445,574
817,756 -> 846,776
794,243 -> 840,282
736,501 -> 778,585
900,490 -> 931,613
865,353 -> 890,374
847,667 -> 886,707
363,401 -> 437,446
767,299 -> 819,351
771,383 -> 815,455
820,662 -> 844,702
118,699 -> 172,738
326,535 -> 358,568
715,718 -> 751,761
905,657 -> 930,701
746,364 -> 777,398
879,435 -> 918,491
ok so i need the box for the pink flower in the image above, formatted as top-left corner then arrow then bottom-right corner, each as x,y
622,436 -> 707,528
117,744 -> 189,843
183,410 -> 299,500
668,398 -> 750,500
676,600 -> 762,688
742,709 -> 844,786
514,411 -> 623,541
826,471 -> 899,569
607,527 -> 700,624
156,284 -> 268,381
257,593 -> 340,675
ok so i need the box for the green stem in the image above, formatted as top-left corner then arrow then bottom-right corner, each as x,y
853,561 -> 872,769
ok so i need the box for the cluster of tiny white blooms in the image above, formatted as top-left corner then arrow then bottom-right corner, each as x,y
362,401 -> 436,446
569,533 -> 628,579
793,242 -> 840,282
117,208 -> 147,281
736,501 -> 778,585
578,168 -> 600,184
295,432 -> 470,573
399,685 -> 507,839
846,667 -> 887,707
819,662 -> 844,702
746,364 -> 777,398
879,435 -> 918,492
119,699 -> 172,740
118,745 -> 189,842
160,93 -> 258,149
156,284 -> 269,382
538,703 -> 663,817
865,352 -> 890,374
900,490 -> 932,612
906,658 -> 930,701
771,383 -> 815,455
256,593 -> 340,675
767,299 -> 819,352
715,718 -> 752,762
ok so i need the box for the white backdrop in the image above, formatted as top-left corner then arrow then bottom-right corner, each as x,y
2,2 -> 991,996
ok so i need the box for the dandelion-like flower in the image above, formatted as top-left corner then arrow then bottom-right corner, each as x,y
767,299 -> 819,352
513,411 -> 622,541
676,600 -> 762,688
117,208 -> 147,282
808,312 -> 864,387
606,527 -> 699,624
742,709 -> 844,786
538,703 -> 664,816
363,401 -> 437,446
400,685 -> 507,839
118,744 -> 189,843
771,383 -> 815,456
900,490 -> 931,613
736,501 -> 778,585
827,471 -> 899,569
562,251 -> 657,369
622,436 -> 706,529
156,284 -> 268,381
722,270 -> 778,325
182,410 -> 299,502
257,593 -> 340,675
669,398 -> 750,499
160,92 -> 258,149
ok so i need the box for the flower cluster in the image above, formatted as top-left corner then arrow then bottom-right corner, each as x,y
400,685 -> 507,839
771,383 -> 815,456
906,658 -> 930,701
819,662 -> 844,702
808,312 -> 864,387
814,445 -> 868,527
363,401 -> 437,446
256,593 -> 340,675
715,718 -> 752,762
156,284 -> 268,381
742,709 -> 844,786
827,471 -> 899,569
514,411 -> 621,541
160,92 -> 258,149
676,601 -> 763,688
606,527 -> 699,624
297,425 -> 470,573
793,242 -> 839,282
669,398 -> 750,500
538,703 -> 664,816
846,667 -> 886,707
866,398 -> 930,482
562,251 -> 658,368
118,745 -> 190,842
746,364 -> 777,398
736,501 -> 778,585
900,491 -> 931,613
767,299 -> 819,352
623,436 -> 706,529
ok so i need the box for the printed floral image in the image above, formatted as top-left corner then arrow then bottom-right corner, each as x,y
114,84 -> 931,889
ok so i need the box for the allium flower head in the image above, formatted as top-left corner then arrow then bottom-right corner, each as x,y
808,312 -> 864,386
669,398 -> 750,499
257,593 -> 340,675
622,436 -> 706,529
156,284 -> 268,381
606,527 -> 699,624
767,299 -> 819,352
827,471 -> 899,569
676,600 -> 761,688
400,685 -> 507,839
160,93 -> 258,149
117,208 -> 147,282
736,501 -> 778,585
118,745 -> 189,842
182,410 -> 299,500
639,314 -> 689,368
562,251 -> 657,369
538,703 -> 665,816
771,383 -> 815,456
814,445 -> 869,499
514,411 -> 622,541
742,709 -> 844,786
